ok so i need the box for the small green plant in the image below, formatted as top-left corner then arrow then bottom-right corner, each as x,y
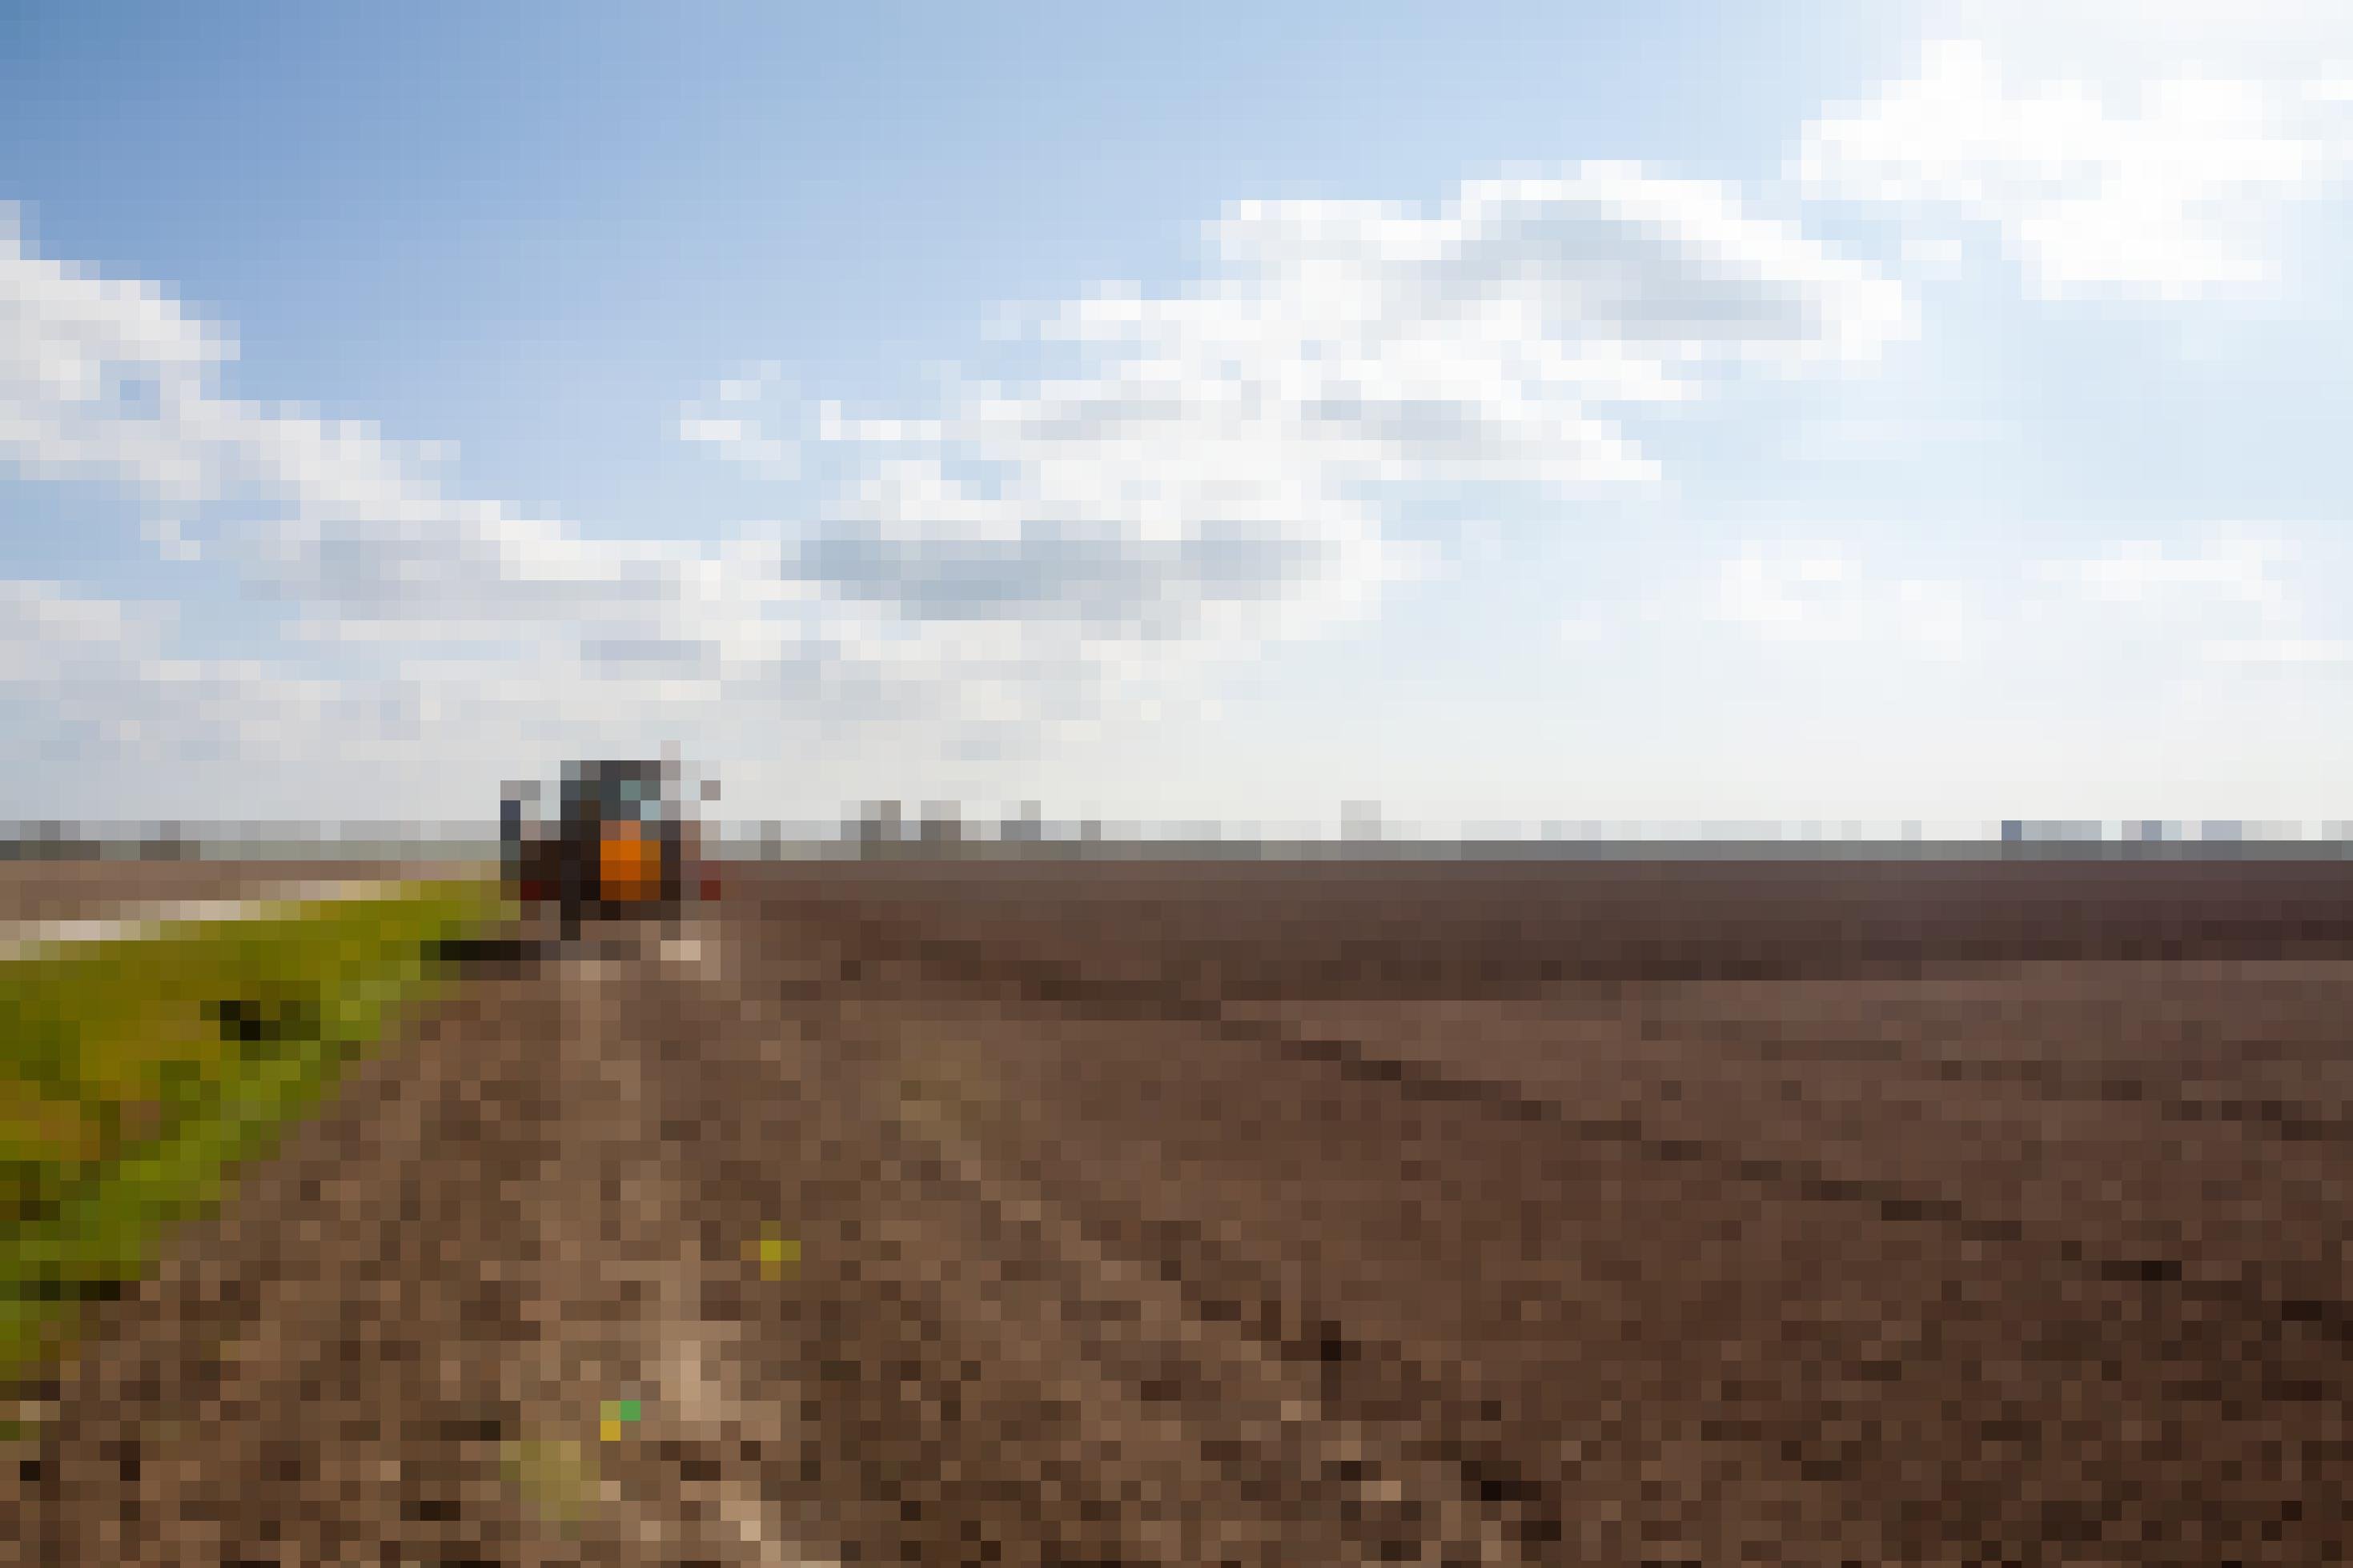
502,1433 -> 601,1529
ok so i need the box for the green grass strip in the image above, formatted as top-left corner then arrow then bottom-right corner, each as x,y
0,876 -> 504,1393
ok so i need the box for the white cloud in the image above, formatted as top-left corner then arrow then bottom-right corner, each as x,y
1797,39 -> 2353,300
685,164 -> 1911,698
2202,635 -> 2353,664
2028,532 -> 2353,672
2032,534 -> 2295,619
1701,527 -> 2353,690
1706,531 -> 2353,672
1696,530 -> 2353,688
675,379 -> 797,475
0,209 -> 872,765
1708,541 -> 1977,656
4,166 -> 1910,784
0,578 -> 358,768
0,578 -> 165,687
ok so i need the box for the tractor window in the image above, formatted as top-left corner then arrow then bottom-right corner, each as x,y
596,776 -> 665,823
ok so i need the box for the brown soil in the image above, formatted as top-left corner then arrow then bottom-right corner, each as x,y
10,857 -> 2353,1563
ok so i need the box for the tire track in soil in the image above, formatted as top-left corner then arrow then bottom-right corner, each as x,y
659,918 -> 1562,1563
480,930 -> 837,1566
9,920 -> 847,1566
652,940 -> 1255,1566
18,895 -> 2353,1562
785,898 -> 2353,1353
878,1083 -> 1541,1566
749,898 -> 2353,1562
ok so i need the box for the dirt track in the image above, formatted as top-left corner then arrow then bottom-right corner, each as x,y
0,860 -> 434,924
11,860 -> 2353,1563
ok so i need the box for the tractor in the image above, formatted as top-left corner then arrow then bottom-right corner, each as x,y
501,760 -> 714,943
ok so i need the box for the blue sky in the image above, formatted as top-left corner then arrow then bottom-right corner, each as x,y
5,2 -> 2352,833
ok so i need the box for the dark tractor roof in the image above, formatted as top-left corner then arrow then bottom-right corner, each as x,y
558,760 -> 679,825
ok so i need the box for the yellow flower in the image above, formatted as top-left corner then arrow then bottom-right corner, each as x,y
747,1225 -> 801,1281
